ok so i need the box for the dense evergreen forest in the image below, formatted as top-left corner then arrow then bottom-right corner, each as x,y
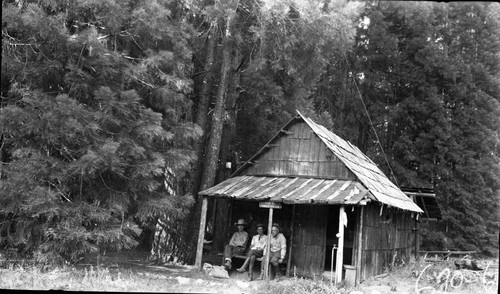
1,0 -> 499,266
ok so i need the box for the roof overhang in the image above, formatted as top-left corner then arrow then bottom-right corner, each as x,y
200,175 -> 371,205
401,187 -> 442,220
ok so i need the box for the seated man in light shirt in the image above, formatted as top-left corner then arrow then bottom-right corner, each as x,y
236,223 -> 267,279
257,223 -> 286,280
222,218 -> 249,270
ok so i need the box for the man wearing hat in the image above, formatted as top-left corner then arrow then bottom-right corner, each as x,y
257,223 -> 286,280
223,218 -> 249,270
236,223 -> 267,280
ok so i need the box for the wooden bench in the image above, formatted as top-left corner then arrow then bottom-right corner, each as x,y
218,236 -> 290,269
218,252 -> 287,266
218,252 -> 264,263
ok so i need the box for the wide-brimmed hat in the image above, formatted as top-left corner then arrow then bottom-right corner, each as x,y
234,219 -> 247,226
256,223 -> 265,229
272,223 -> 281,232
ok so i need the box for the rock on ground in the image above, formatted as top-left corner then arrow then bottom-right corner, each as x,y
176,276 -> 190,285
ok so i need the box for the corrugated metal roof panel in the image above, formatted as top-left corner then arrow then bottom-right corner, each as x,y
199,176 -> 370,205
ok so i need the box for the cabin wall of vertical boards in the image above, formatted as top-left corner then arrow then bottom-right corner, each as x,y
241,122 -> 357,179
359,203 -> 415,282
290,204 -> 361,279
290,205 -> 328,277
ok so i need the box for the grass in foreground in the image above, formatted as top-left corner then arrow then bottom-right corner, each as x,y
0,263 -> 353,294
0,257 -> 498,294
0,264 -> 219,292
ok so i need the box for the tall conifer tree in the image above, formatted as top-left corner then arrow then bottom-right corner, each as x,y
1,0 -> 199,264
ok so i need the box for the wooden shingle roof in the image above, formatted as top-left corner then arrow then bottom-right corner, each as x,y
298,112 -> 422,212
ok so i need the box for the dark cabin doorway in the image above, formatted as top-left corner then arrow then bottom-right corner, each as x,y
325,205 -> 357,271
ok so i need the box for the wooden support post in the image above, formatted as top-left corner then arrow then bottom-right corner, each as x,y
211,198 -> 218,232
286,204 -> 296,277
415,215 -> 420,261
264,208 -> 274,280
418,197 -> 431,219
195,196 -> 208,269
228,200 -> 233,231
335,205 -> 345,284
355,206 -> 364,286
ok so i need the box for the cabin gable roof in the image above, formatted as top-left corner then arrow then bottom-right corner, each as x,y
201,111 -> 422,212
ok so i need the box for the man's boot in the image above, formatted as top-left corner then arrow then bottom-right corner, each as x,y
224,259 -> 232,270
272,263 -> 281,280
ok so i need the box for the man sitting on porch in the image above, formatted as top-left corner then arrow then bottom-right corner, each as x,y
223,218 -> 249,270
257,223 -> 286,280
236,223 -> 267,277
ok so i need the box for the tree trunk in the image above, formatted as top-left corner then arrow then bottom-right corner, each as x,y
192,8 -> 237,265
148,20 -> 227,266
192,24 -> 219,195
200,15 -> 234,192
338,56 -> 348,129
195,24 -> 218,129
212,43 -> 242,252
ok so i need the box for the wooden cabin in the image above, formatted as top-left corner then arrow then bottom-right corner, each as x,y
196,111 -> 423,284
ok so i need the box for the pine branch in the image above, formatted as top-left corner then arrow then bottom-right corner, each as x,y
130,73 -> 156,88
191,69 -> 212,78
